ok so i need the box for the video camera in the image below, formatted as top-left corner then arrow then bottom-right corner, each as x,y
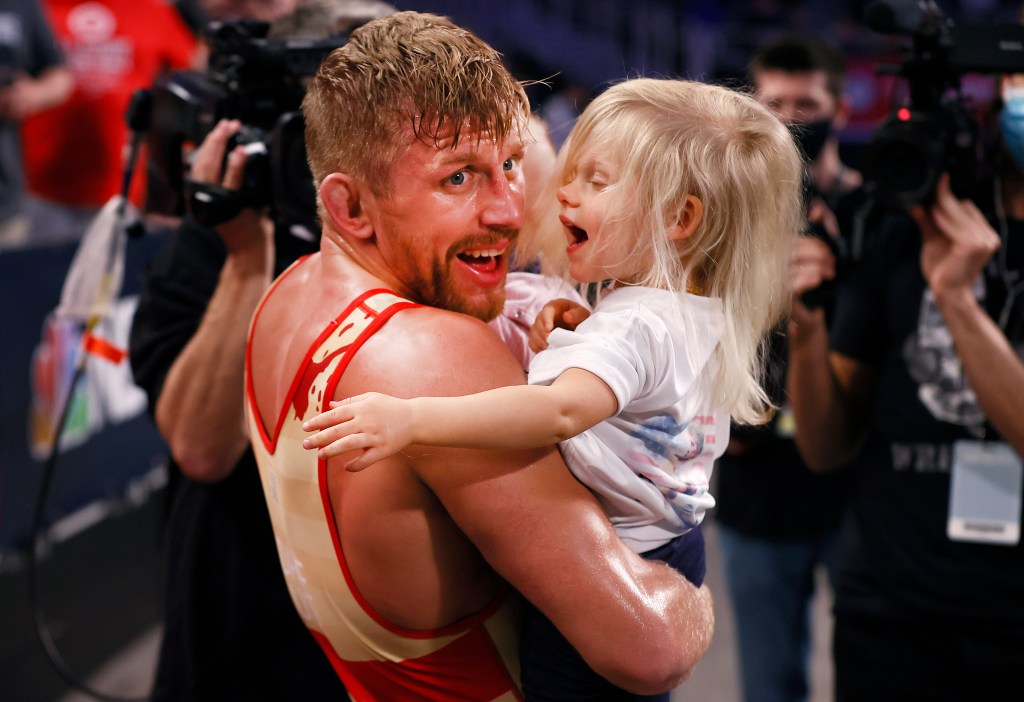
862,0 -> 1024,208
135,19 -> 346,231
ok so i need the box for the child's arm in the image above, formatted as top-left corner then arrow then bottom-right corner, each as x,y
302,367 -> 618,471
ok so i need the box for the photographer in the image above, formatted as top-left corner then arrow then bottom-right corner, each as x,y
715,35 -> 858,702
787,63 -> 1024,700
128,2 -> 395,699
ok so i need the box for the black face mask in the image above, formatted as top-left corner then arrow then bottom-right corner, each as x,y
789,118 -> 832,162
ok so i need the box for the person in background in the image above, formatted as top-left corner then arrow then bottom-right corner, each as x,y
786,64 -> 1024,700
19,0 -> 199,248
244,11 -> 714,698
0,0 -> 71,248
128,2 -> 393,700
714,34 -> 860,702
749,35 -> 860,212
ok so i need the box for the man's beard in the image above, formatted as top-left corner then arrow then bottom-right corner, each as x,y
405,230 -> 515,322
427,268 -> 505,322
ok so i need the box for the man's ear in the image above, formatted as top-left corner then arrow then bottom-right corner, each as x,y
320,173 -> 374,239
669,195 -> 704,241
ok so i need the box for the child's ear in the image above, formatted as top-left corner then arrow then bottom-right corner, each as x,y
669,195 -> 703,241
320,173 -> 374,239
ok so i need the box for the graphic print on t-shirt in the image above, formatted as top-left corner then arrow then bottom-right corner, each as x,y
625,414 -> 714,527
902,281 -> 985,436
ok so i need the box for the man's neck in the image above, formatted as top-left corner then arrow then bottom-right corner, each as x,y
320,227 -> 415,300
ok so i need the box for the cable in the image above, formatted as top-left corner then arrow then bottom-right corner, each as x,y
24,132 -> 151,702
25,358 -> 149,702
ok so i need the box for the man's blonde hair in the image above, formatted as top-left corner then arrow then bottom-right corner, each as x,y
302,11 -> 528,203
560,78 -> 803,424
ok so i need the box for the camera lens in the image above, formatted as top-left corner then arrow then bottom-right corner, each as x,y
885,142 -> 931,193
864,114 -> 944,208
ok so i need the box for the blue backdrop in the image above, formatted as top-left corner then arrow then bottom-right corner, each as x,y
0,235 -> 168,551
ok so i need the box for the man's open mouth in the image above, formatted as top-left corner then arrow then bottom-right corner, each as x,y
456,247 -> 504,272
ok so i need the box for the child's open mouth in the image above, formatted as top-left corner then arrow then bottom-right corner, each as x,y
565,223 -> 589,253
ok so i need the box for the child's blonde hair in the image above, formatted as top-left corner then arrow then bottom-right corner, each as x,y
559,78 -> 803,424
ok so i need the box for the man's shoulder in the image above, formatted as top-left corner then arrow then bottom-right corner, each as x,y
373,305 -> 515,365
389,304 -> 498,338
348,306 -> 523,398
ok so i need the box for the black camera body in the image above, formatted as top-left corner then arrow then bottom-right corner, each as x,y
862,0 -> 1024,208
139,19 -> 344,231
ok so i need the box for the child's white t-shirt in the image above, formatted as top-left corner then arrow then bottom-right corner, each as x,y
528,285 -> 728,553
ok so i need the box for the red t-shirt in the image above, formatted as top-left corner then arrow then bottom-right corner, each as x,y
21,0 -> 197,208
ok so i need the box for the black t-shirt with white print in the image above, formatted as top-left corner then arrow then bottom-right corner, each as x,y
829,206 -> 1024,636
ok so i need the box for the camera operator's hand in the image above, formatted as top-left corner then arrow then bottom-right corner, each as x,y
154,118 -> 275,482
189,119 -> 273,270
906,173 -> 1024,457
807,196 -> 840,240
910,173 -> 1000,305
788,234 -> 836,340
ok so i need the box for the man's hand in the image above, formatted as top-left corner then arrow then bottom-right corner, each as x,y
911,174 -> 1000,303
0,75 -> 43,119
302,393 -> 415,471
903,174 -> 1024,457
787,234 -> 836,340
529,298 -> 592,352
0,69 -> 72,120
152,119 -> 276,482
189,119 -> 273,264
807,195 -> 840,239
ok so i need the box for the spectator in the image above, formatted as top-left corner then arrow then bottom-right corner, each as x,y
128,2 -> 393,700
19,0 -> 198,248
714,34 -> 860,702
0,0 -> 71,248
749,34 -> 861,210
20,0 -> 199,248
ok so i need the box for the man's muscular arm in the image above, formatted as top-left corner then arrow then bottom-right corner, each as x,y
443,456 -> 714,694
787,235 -> 876,470
351,311 -> 714,694
154,121 -> 274,481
